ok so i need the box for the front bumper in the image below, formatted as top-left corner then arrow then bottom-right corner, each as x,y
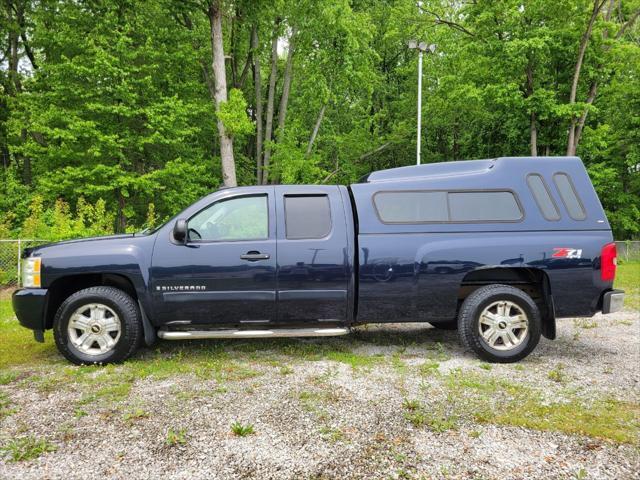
12,288 -> 48,341
602,289 -> 624,314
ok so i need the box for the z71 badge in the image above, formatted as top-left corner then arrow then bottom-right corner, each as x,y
552,248 -> 583,259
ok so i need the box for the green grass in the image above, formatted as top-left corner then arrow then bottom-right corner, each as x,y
0,298 -> 59,369
0,436 -> 56,462
441,369 -> 640,445
122,407 -> 150,423
547,363 -> 567,383
490,397 -> 640,444
325,350 -> 383,369
166,427 -> 187,446
419,359 -> 440,376
0,371 -> 19,385
616,262 -> 639,310
318,425 -> 345,442
230,421 -> 255,437
401,400 -> 458,432
0,391 -> 17,419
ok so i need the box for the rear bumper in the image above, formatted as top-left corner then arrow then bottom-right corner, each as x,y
12,289 -> 48,337
602,289 -> 624,314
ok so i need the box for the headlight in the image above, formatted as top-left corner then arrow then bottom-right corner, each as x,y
22,257 -> 42,288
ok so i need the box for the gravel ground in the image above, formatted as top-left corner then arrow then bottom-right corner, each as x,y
1,310 -> 639,480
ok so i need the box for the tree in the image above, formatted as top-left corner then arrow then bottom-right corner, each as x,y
0,0 -> 638,239
207,0 -> 237,187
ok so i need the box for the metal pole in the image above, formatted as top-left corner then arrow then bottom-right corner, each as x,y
17,239 -> 21,287
416,50 -> 423,165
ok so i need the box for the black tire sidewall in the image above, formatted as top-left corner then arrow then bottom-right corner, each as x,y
53,287 -> 140,365
458,285 -> 542,363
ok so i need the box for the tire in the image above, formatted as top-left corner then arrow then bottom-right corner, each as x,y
457,284 -> 541,363
429,320 -> 457,330
53,286 -> 142,365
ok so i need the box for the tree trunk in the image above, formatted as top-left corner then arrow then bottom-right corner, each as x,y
525,63 -> 537,156
7,0 -> 21,94
574,81 -> 598,150
252,24 -> 264,184
530,112 -> 538,157
262,19 -> 280,185
230,7 -> 238,88
117,190 -> 126,233
306,104 -> 326,157
269,27 -> 297,184
452,121 -> 460,159
208,0 -> 237,187
276,27 -> 297,142
567,0 -> 606,155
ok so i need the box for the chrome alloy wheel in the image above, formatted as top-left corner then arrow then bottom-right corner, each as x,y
478,300 -> 528,351
67,303 -> 122,356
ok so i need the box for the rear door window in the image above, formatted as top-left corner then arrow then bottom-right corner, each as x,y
527,174 -> 560,221
284,195 -> 332,239
553,173 -> 586,220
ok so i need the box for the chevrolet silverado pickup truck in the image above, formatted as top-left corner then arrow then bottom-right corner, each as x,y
12,156 -> 624,364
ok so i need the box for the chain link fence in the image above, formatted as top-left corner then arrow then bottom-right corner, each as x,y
0,240 -> 48,290
0,239 -> 638,292
616,241 -> 640,263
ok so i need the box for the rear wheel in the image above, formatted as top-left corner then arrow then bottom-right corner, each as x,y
457,284 -> 541,363
53,286 -> 141,365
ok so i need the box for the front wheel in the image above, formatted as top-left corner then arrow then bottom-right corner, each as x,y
53,286 -> 142,365
457,284 -> 541,363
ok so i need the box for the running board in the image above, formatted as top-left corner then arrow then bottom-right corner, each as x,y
157,327 -> 350,340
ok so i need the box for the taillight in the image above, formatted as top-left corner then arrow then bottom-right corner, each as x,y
601,242 -> 617,282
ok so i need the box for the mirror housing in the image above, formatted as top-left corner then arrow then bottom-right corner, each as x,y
173,219 -> 188,243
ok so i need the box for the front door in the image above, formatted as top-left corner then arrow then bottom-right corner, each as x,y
151,189 -> 277,325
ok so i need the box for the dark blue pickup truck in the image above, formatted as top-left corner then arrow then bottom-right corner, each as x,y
12,156 -> 624,364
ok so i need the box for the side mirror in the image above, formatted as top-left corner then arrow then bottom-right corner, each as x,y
173,219 -> 188,243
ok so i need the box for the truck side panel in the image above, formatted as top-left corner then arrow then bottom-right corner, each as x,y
356,230 -> 611,322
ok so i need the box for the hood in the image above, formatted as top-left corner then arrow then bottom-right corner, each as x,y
24,233 -> 138,257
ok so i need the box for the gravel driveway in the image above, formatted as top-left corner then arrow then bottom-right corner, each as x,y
1,310 -> 639,480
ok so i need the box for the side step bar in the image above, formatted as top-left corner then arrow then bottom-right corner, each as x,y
157,327 -> 350,340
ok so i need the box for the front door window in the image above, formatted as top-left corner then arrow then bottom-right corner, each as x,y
188,195 -> 268,242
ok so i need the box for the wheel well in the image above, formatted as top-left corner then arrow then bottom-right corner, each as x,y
458,267 -> 556,340
45,274 -> 138,329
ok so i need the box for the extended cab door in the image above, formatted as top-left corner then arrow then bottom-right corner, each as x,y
274,186 -> 351,324
150,187 -> 277,325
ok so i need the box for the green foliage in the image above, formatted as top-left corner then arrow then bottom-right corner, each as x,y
166,427 -> 187,446
230,421 -> 255,437
0,436 -> 56,462
217,89 -> 255,139
0,0 -> 639,238
20,196 -> 114,241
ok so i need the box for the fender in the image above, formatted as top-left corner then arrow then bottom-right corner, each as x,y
32,234 -> 157,320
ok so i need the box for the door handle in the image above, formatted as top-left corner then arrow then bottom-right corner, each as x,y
240,251 -> 270,261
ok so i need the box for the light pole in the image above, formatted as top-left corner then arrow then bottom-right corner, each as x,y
408,40 -> 436,165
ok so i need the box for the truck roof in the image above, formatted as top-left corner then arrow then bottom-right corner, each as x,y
350,156 -> 610,232
360,156 -> 581,183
